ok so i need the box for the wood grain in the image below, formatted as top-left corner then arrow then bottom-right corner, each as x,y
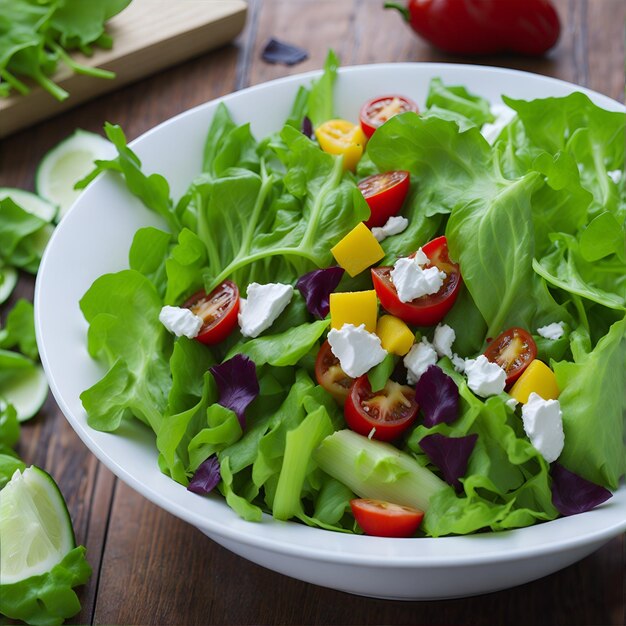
1,1 -> 624,624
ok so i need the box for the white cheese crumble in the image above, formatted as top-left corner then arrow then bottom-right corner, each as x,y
432,323 -> 456,358
390,253 -> 446,303
505,397 -> 519,411
159,305 -> 203,338
404,338 -> 438,385
238,282 -> 293,338
480,103 -> 516,145
537,322 -> 565,340
607,169 -> 623,184
464,354 -> 506,397
327,323 -> 387,378
371,215 -> 409,242
521,392 -> 565,463
451,353 -> 466,373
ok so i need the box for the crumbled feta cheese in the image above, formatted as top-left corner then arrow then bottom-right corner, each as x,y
159,305 -> 203,338
390,255 -> 446,303
404,338 -> 438,385
238,282 -> 293,338
371,216 -> 409,242
327,323 -> 387,378
607,169 -> 623,184
464,354 -> 506,397
537,322 -> 565,340
480,103 -> 516,145
412,247 -> 429,266
505,397 -> 519,411
432,323 -> 456,358
451,353 -> 466,373
521,392 -> 565,463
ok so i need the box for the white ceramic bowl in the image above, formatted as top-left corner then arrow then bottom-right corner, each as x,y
35,63 -> 626,600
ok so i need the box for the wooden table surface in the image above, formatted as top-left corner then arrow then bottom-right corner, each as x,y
1,1 -> 624,624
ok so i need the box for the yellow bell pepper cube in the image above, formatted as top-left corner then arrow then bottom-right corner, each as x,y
376,315 -> 414,356
330,290 -> 378,333
509,359 -> 560,404
331,222 -> 385,277
315,119 -> 367,172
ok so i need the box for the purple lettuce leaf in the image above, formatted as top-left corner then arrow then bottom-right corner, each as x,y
414,365 -> 459,426
261,38 -> 308,66
550,463 -> 612,516
209,354 -> 259,429
419,433 -> 478,490
187,455 -> 221,495
301,116 -> 314,139
296,266 -> 344,319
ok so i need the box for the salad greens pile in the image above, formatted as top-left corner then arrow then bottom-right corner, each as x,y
78,52 -> 625,536
0,0 -> 131,100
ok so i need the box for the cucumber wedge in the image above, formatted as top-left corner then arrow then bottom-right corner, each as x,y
0,188 -> 57,223
0,265 -> 18,304
0,466 -> 75,584
36,130 -> 115,220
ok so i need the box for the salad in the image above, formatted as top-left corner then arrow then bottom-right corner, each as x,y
77,52 -> 625,538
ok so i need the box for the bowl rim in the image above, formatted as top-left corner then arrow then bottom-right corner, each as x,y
35,61 -> 626,569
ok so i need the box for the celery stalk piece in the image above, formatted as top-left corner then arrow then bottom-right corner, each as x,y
314,429 -> 447,511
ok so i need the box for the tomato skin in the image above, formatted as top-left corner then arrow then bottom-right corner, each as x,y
358,171 -> 410,228
371,236 -> 462,327
344,376 -> 418,441
350,499 -> 424,538
484,327 -> 537,385
183,281 -> 240,345
315,340 -> 354,404
360,95 -> 419,138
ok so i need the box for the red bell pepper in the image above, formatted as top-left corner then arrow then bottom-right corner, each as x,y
385,0 -> 561,56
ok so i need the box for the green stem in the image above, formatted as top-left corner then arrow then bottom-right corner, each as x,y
0,69 -> 30,96
384,2 -> 411,21
298,155 -> 344,252
33,69 -> 69,101
49,40 -> 115,80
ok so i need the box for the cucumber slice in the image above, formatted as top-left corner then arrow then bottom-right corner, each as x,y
5,366 -> 49,422
0,351 -> 49,422
0,188 -> 57,223
0,466 -> 75,585
36,130 -> 115,220
0,265 -> 18,304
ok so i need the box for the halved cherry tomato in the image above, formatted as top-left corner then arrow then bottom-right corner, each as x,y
315,119 -> 367,171
183,280 -> 240,345
358,171 -> 410,228
484,327 -> 537,385
371,235 -> 462,327
350,499 -> 424,538
360,95 -> 419,138
345,376 -> 418,441
315,340 -> 354,404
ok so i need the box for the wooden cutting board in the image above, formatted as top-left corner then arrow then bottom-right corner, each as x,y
0,0 -> 247,139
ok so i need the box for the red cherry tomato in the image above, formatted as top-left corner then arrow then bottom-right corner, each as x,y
358,171 -> 410,228
360,95 -> 419,138
183,280 -> 240,345
345,376 -> 418,441
350,499 -> 424,538
371,236 -> 462,327
315,340 -> 354,404
483,327 -> 537,385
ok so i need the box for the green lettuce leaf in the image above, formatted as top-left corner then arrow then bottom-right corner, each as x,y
425,77 -> 495,127
79,270 -> 172,433
553,316 -> 626,489
0,298 -> 38,360
0,546 -> 91,626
